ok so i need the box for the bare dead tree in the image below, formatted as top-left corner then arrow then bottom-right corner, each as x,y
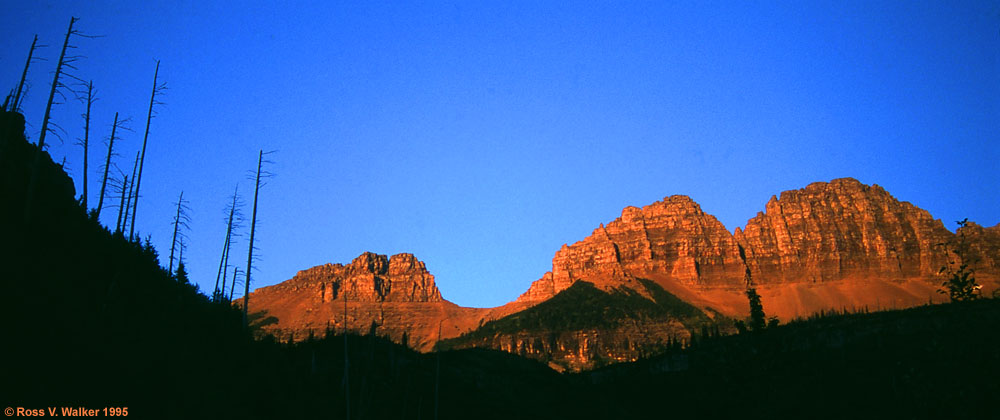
242,150 -> 275,325
36,18 -> 78,151
76,81 -> 95,210
25,17 -> 94,222
344,282 -> 350,420
115,174 -> 128,233
229,266 -> 242,303
214,186 -> 243,303
167,191 -> 191,275
129,60 -> 166,241
434,320 -> 441,420
11,34 -> 39,112
96,112 -> 128,220
122,150 -> 140,238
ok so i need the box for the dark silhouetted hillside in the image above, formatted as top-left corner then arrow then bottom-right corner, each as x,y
0,110 -> 567,419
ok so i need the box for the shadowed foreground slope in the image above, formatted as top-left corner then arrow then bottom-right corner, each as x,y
0,110 -> 565,419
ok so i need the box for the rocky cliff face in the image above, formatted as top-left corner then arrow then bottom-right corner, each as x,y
735,178 -> 955,285
245,253 -> 487,351
518,178 -> 999,319
290,252 -> 444,303
247,178 -> 1000,370
517,196 -> 745,304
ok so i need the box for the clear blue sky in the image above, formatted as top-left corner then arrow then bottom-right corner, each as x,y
3,1 -> 998,308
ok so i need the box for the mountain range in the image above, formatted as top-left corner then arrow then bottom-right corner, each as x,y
245,177 -> 1000,370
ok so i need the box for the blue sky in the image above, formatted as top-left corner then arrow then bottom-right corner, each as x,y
3,1 -> 998,308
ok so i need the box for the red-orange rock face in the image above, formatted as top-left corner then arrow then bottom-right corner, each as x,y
295,252 -> 444,303
247,178 -> 1000,368
736,178 -> 956,285
517,178 -> 999,320
245,253 -> 487,351
518,196 -> 745,303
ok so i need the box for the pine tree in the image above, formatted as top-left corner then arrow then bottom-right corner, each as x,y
737,244 -> 772,333
939,219 -> 982,302
175,261 -> 190,285
746,286 -> 767,332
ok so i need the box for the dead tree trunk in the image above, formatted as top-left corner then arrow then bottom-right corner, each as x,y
213,225 -> 231,301
344,286 -> 350,420
36,17 -> 77,152
25,17 -> 78,223
242,150 -> 263,326
96,112 -> 119,219
12,34 -> 38,112
168,191 -> 185,274
115,175 -> 128,233
122,150 -> 140,238
214,187 -> 238,302
434,321 -> 441,420
129,60 -> 160,241
229,266 -> 240,303
79,81 -> 94,210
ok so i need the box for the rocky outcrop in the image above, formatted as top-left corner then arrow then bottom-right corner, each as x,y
517,196 -> 745,304
247,178 -> 1000,369
245,253 -> 486,351
517,178 -> 999,320
735,178 -> 955,284
956,222 -> 1000,275
287,252 -> 444,303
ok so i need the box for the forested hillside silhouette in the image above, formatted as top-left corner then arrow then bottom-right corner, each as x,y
0,109 -> 569,419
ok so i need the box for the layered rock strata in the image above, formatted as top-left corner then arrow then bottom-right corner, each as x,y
246,178 -> 1000,368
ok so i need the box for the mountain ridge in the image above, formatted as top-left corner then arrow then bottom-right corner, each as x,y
245,177 -> 1000,368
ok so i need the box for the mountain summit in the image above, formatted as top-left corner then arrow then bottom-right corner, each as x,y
246,178 -> 999,369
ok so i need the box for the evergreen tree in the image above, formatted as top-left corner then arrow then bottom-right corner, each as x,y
939,218 -> 982,302
175,261 -> 189,285
738,244 -> 774,333
746,286 -> 767,333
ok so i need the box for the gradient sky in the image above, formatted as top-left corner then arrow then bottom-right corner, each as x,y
3,1 -> 998,308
